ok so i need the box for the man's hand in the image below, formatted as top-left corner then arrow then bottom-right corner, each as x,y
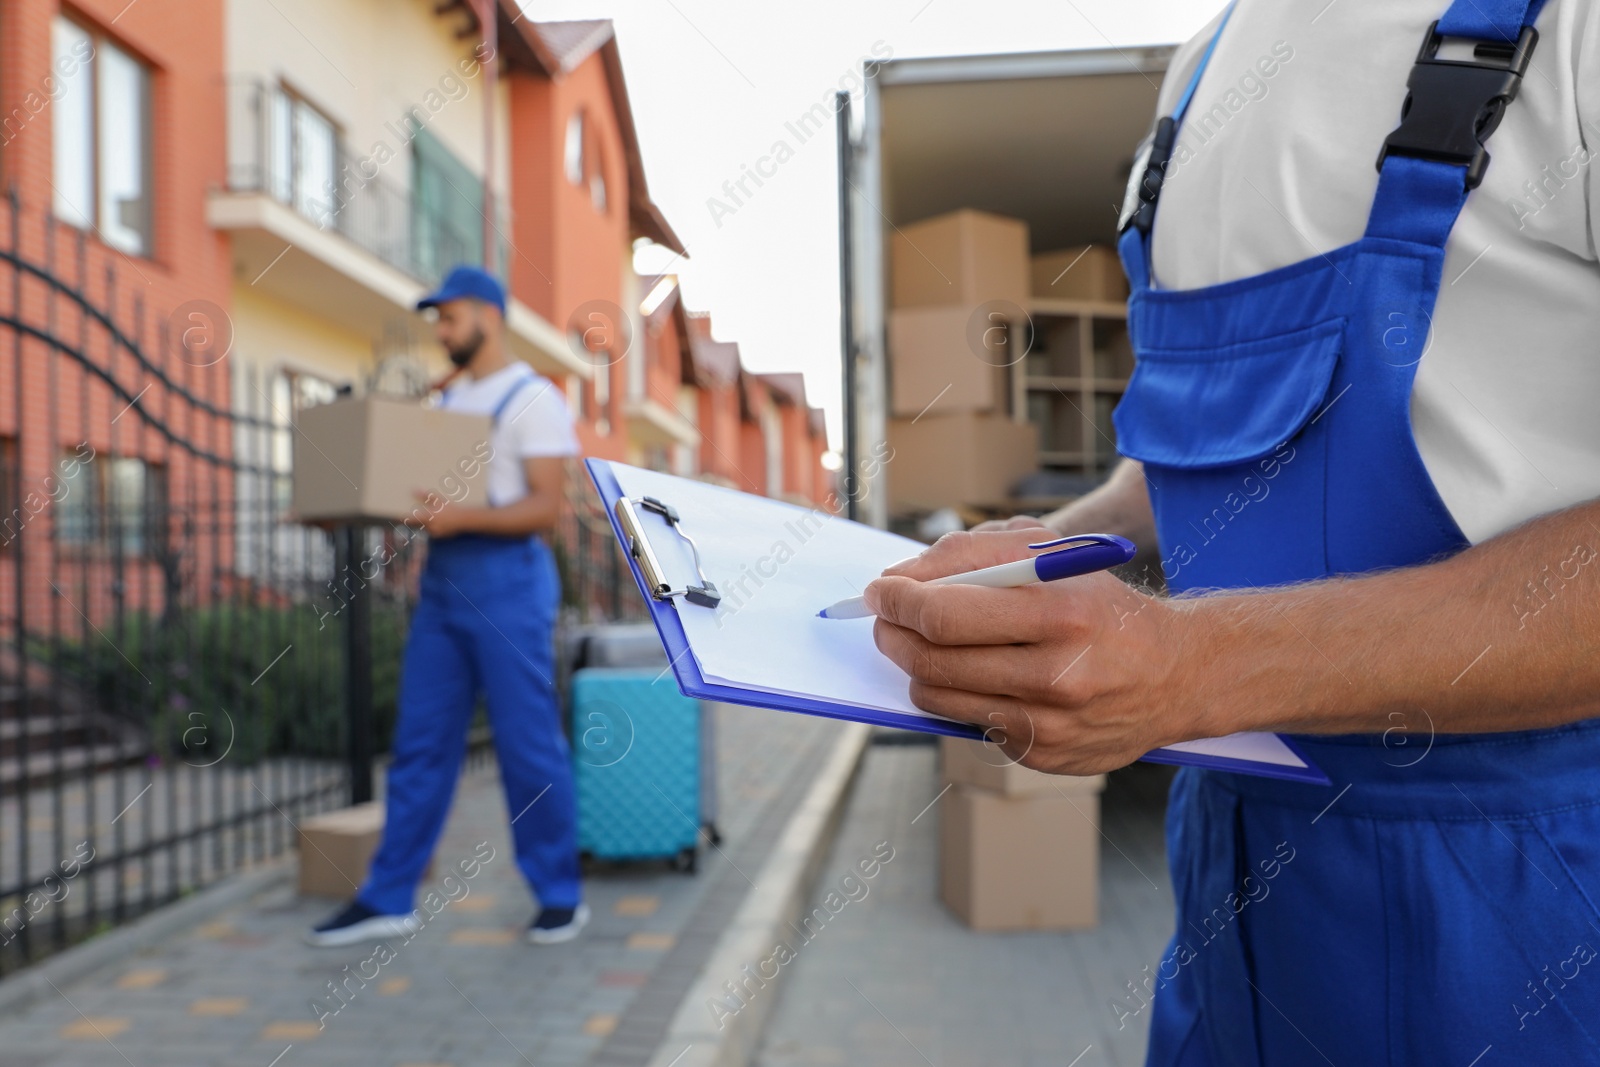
872,499 -> 1600,767
973,458 -> 1157,542
865,528 -> 1201,776
404,458 -> 566,540
970,516 -> 1053,534
408,490 -> 466,538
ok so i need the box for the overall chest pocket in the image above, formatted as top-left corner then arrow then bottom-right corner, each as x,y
1112,318 -> 1345,590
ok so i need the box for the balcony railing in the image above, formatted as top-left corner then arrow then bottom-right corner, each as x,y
224,80 -> 501,288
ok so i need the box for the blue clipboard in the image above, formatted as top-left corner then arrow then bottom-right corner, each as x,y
587,458 -> 1329,785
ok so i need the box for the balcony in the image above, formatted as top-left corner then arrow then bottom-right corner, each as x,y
211,80 -> 584,378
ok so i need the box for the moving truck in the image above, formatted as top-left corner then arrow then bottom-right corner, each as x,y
839,45 -> 1175,526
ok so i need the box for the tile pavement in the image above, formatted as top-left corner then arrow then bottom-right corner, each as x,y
0,703 -> 845,1067
753,741 -> 1177,1067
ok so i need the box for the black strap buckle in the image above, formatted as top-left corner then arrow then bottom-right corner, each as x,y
1124,116 -> 1177,235
1376,21 -> 1538,189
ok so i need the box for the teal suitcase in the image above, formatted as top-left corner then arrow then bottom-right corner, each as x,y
570,667 -> 704,871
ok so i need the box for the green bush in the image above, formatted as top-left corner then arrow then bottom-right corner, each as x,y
35,599 -> 411,765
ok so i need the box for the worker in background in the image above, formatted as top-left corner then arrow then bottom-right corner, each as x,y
866,0 -> 1600,1062
308,265 -> 587,947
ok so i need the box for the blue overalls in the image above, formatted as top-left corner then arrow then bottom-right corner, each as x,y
358,378 -> 581,916
1112,1 -> 1600,1062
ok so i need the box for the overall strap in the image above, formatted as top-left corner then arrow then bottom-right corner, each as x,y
1364,0 -> 1544,245
1119,3 -> 1236,291
490,371 -> 537,426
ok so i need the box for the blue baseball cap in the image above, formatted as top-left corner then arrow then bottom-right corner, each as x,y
417,265 -> 506,314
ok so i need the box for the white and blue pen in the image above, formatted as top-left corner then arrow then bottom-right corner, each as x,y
817,533 -> 1138,620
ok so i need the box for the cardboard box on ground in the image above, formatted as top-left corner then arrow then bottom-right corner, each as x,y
938,756 -> 1105,932
292,395 -> 492,523
298,802 -> 431,899
940,735 -> 1105,797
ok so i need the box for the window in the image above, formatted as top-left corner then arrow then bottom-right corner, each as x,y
52,18 -> 153,256
268,87 -> 337,228
589,150 -> 608,213
412,128 -> 486,284
564,110 -> 608,214
563,111 -> 585,185
57,454 -> 167,556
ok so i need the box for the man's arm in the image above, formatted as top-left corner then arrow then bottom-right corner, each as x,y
863,498 -> 1600,776
415,457 -> 567,538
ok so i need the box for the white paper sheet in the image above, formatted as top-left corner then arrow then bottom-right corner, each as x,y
605,463 -> 1308,771
610,463 -> 948,721
1158,733 -> 1307,769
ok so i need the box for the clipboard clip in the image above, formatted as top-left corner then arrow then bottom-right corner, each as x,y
614,495 -> 722,609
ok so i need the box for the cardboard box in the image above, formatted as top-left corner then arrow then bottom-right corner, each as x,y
1030,245 -> 1129,304
292,396 -> 492,523
892,209 -> 1030,311
940,783 -> 1101,931
888,305 -> 1006,418
941,736 -> 1105,797
299,802 -> 384,899
886,411 -> 1038,512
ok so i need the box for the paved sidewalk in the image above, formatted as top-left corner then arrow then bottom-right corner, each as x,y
0,703 -> 845,1067
754,739 -> 1176,1067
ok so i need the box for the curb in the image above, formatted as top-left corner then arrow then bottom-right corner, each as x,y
646,720 -> 872,1067
0,858 -> 294,1017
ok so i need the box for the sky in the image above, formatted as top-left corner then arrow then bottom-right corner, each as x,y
516,0 -> 1218,450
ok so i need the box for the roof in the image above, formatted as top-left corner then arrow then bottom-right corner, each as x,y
527,19 -> 614,74
739,370 -> 771,421
639,274 -> 699,385
685,313 -> 741,386
759,372 -> 808,408
491,9 -> 687,255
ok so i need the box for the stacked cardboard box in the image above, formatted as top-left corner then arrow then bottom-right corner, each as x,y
937,735 -> 1104,931
886,412 -> 1038,513
1029,244 -> 1129,303
886,209 -> 1038,512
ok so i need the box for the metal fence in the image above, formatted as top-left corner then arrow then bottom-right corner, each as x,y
0,190 -> 639,976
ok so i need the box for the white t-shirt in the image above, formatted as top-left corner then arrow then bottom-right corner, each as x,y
1145,0 -> 1600,544
442,363 -> 579,507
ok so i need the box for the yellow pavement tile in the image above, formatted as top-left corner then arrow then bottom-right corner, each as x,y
626,932 -> 676,951
260,1021 -> 322,1041
447,928 -> 517,946
60,1017 -> 130,1040
613,895 -> 659,917
377,976 -> 411,995
395,1063 -> 455,1067
451,894 -> 496,913
189,997 -> 249,1017
197,921 -> 236,939
582,1013 -> 618,1037
115,968 -> 167,990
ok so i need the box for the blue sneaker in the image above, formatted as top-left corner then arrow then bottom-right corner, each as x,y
305,900 -> 419,947
527,903 -> 589,945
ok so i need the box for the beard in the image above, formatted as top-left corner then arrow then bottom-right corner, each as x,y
445,326 -> 486,368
